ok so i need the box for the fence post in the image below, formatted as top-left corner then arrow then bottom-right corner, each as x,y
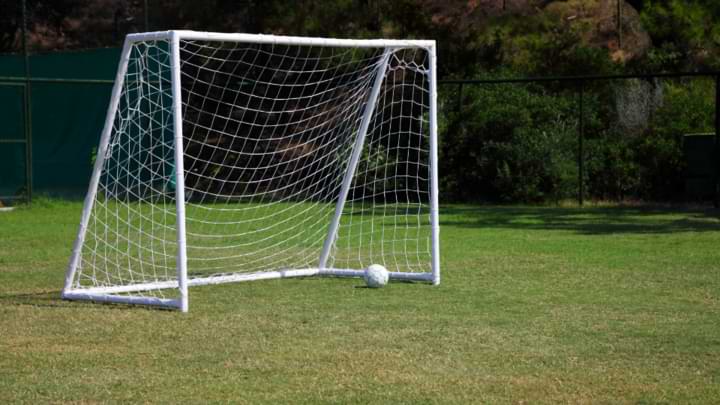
715,76 -> 719,208
21,0 -> 32,203
578,80 -> 585,206
456,82 -> 464,113
144,0 -> 149,31
617,0 -> 623,50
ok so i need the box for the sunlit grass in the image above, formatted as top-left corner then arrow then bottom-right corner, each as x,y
1,200 -> 719,403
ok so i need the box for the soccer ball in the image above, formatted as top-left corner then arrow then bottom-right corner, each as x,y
364,264 -> 389,288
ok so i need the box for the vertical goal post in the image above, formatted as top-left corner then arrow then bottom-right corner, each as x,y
62,30 -> 440,311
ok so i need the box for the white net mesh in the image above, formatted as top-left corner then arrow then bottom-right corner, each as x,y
329,50 -> 432,273
72,40 -> 178,300
68,35 -> 434,306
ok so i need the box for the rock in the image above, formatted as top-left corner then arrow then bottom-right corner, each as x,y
613,78 -> 663,135
544,0 -> 651,63
426,0 -> 546,31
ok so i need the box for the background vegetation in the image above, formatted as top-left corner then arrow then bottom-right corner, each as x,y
1,0 -> 719,203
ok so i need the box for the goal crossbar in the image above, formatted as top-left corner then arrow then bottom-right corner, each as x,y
126,30 -> 436,49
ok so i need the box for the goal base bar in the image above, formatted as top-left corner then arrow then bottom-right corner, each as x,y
318,268 -> 434,282
62,291 -> 182,309
62,268 -> 434,309
62,268 -> 321,296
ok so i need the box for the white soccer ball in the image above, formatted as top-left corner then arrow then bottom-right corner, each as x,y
364,264 -> 389,288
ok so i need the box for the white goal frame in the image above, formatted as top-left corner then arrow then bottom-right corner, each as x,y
62,30 -> 440,312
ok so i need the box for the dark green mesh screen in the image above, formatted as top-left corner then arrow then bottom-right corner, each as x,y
0,47 -> 121,199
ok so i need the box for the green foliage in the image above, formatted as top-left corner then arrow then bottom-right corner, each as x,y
441,76 -> 716,203
259,0 -> 383,38
500,14 -> 616,77
640,0 -> 720,70
585,134 -> 641,201
6,1 -> 719,204
440,80 -> 578,202
638,78 -> 715,199
650,78 -> 715,137
583,78 -> 715,202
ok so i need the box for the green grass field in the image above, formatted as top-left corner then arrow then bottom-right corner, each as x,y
1,200 -> 719,403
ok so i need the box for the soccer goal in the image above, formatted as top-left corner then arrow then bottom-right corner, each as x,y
62,31 -> 440,311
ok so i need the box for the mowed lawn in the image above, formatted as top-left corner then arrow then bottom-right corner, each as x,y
1,200 -> 719,403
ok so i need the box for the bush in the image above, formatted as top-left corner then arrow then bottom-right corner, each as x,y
438,75 -> 715,204
583,78 -> 714,202
439,80 -> 578,202
638,78 -> 714,200
584,135 -> 641,201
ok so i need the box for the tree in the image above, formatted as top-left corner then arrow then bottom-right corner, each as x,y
641,0 -> 720,70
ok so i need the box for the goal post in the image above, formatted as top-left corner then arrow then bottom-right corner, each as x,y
317,49 -> 392,272
170,30 -> 189,312
62,30 -> 440,311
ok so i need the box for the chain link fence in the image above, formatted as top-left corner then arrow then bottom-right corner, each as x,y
439,74 -> 720,206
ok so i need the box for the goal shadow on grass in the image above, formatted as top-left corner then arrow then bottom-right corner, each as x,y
0,290 -> 67,309
351,279 -> 422,289
440,206 -> 720,235
0,290 -> 174,311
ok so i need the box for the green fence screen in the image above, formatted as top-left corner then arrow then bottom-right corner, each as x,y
0,47 -> 121,199
0,84 -> 26,198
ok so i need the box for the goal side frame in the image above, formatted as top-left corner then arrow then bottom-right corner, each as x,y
61,31 -> 440,311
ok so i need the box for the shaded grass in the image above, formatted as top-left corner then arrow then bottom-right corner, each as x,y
0,200 -> 719,403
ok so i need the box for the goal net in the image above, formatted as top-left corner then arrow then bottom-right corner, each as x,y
63,31 -> 440,311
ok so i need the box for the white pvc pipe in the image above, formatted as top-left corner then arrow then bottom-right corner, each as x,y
318,49 -> 393,270
126,30 -> 435,49
64,267 -> 430,298
186,268 -> 319,286
125,31 -> 172,42
170,31 -> 190,313
62,39 -> 133,298
427,43 -> 441,286
67,281 -> 178,295
318,269 -> 434,282
64,268 -> 320,296
63,291 -> 181,309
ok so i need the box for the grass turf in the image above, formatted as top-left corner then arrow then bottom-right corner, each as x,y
1,199 -> 719,403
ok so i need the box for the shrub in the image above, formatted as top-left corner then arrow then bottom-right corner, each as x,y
439,80 -> 578,202
638,78 -> 715,200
